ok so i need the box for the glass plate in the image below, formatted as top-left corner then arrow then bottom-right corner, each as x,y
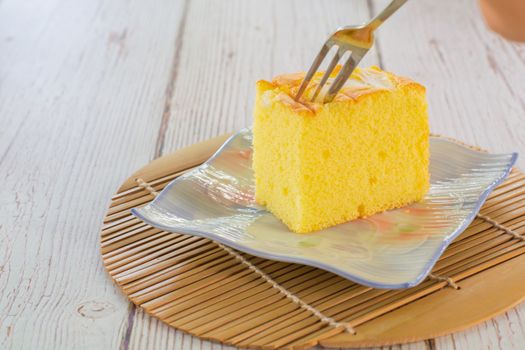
132,129 -> 517,289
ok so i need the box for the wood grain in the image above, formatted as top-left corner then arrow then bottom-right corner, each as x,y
1,0 -> 524,349
0,0 -> 186,349
160,0 -> 380,152
100,145 -> 525,349
372,0 -> 525,168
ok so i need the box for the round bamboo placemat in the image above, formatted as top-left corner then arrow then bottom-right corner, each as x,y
100,134 -> 525,349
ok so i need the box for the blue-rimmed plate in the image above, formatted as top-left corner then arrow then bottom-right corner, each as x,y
132,129 -> 517,289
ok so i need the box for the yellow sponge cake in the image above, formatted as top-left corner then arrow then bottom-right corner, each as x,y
253,66 -> 429,233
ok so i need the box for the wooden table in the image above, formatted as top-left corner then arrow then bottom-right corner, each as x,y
1,0 -> 524,349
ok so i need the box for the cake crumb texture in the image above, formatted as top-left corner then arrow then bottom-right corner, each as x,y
253,66 -> 430,233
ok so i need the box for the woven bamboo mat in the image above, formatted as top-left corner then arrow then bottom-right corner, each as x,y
100,134 -> 525,349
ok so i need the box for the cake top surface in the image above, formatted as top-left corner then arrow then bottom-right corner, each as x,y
258,66 -> 424,114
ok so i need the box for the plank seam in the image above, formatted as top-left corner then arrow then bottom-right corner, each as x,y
154,0 -> 191,158
119,303 -> 136,350
134,177 -> 356,335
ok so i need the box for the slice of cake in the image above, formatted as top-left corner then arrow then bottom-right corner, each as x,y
253,66 -> 429,233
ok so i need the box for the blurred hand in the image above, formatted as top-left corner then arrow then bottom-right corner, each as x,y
479,0 -> 525,42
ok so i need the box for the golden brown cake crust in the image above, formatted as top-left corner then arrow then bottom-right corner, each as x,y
257,66 -> 425,116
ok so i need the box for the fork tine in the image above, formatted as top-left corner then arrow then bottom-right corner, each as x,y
323,50 -> 366,103
295,44 -> 330,101
310,47 -> 344,102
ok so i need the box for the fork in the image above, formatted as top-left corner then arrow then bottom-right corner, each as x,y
295,0 -> 408,103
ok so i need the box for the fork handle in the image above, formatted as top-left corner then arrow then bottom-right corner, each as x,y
368,0 -> 408,30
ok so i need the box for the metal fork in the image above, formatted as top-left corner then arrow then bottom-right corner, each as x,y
295,0 -> 408,103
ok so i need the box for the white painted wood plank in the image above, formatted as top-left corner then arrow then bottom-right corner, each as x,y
0,0 -> 186,349
129,308 -> 242,350
1,0 -> 524,349
371,0 -> 525,168
123,0 -> 438,345
160,0 -> 380,152
372,0 -> 525,349
126,1 -> 379,349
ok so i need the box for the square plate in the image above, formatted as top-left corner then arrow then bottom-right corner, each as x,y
132,129 -> 517,289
